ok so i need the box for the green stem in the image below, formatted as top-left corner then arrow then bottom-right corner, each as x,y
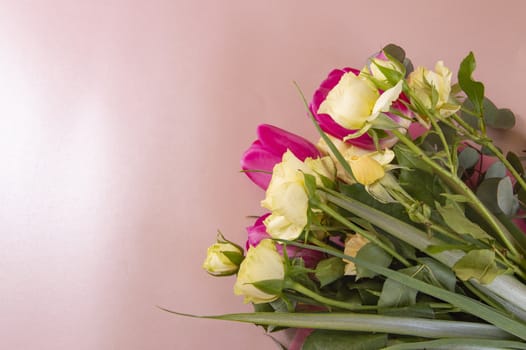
284,280 -> 378,311
312,199 -> 411,267
429,113 -> 455,172
392,129 -> 519,258
462,281 -> 508,314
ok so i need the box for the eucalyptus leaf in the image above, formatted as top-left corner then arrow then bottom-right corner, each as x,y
484,161 -> 506,179
453,250 -> 504,284
460,99 -> 480,130
302,330 -> 388,350
383,43 -> 406,63
488,108 -> 516,130
481,97 -> 499,127
497,176 -> 518,216
458,147 -> 480,171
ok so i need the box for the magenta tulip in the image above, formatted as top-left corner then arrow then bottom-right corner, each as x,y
241,124 -> 320,190
246,214 -> 324,268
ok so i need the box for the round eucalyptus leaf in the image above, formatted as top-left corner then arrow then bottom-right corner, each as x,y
458,147 -> 480,170
493,108 -> 516,129
497,177 -> 518,216
382,43 -> 406,63
485,161 -> 506,179
481,98 -> 499,127
476,178 -> 501,214
459,99 -> 480,130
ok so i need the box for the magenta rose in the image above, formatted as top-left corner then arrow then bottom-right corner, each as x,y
310,67 -> 412,149
246,214 -> 324,268
241,124 -> 320,190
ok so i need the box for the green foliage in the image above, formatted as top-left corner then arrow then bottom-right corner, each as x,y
315,257 -> 345,288
435,201 -> 492,241
458,147 -> 480,173
452,249 -> 504,284
477,177 -> 519,217
484,161 -> 506,180
506,151 -> 524,176
356,243 -> 393,280
302,330 -> 388,350
458,52 -> 485,116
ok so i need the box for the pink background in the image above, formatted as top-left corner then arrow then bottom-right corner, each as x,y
1,1 -> 525,349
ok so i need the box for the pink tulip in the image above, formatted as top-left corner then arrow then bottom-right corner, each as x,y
246,214 -> 324,268
241,124 -> 320,190
310,67 -> 412,149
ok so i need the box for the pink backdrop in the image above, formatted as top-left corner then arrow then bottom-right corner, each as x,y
1,1 -> 525,349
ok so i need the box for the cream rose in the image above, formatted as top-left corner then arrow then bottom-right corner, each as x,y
233,239 -> 285,304
261,150 -> 335,240
408,61 -> 460,118
203,241 -> 244,276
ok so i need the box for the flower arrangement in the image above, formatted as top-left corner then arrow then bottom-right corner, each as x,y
171,44 -> 526,349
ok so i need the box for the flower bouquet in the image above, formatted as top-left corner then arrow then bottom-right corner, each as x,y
173,44 -> 526,349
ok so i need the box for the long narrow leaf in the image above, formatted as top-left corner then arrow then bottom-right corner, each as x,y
159,308 -> 513,340
383,338 -> 526,350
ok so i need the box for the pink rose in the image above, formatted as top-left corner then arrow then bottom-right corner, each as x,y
241,124 -> 320,190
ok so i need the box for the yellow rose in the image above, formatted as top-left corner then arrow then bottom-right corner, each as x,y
343,234 -> 370,276
317,136 -> 394,186
233,239 -> 285,304
261,150 -> 335,240
317,71 -> 403,131
408,61 -> 460,118
203,241 -> 244,276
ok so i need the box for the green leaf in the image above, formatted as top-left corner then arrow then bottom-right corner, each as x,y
458,147 -> 480,171
251,279 -> 284,295
394,144 -> 432,173
452,249 -> 504,284
484,161 -> 506,179
497,176 -> 519,216
383,43 -> 406,63
506,151 -> 524,176
383,338 -> 526,350
378,277 -> 418,308
356,243 -> 393,279
459,99 -> 480,130
370,113 -> 404,130
399,168 -> 445,207
282,240 -> 526,340
458,52 -> 484,116
302,330 -> 388,350
315,257 -> 345,288
378,303 -> 435,319
303,173 -> 318,198
168,310 -> 514,339
435,201 -> 491,241
481,97 -> 499,128
417,257 -> 457,292
222,251 -> 244,265
488,108 -> 516,130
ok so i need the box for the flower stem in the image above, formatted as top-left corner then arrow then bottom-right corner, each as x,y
391,129 -> 520,258
311,199 -> 411,267
284,279 -> 378,311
